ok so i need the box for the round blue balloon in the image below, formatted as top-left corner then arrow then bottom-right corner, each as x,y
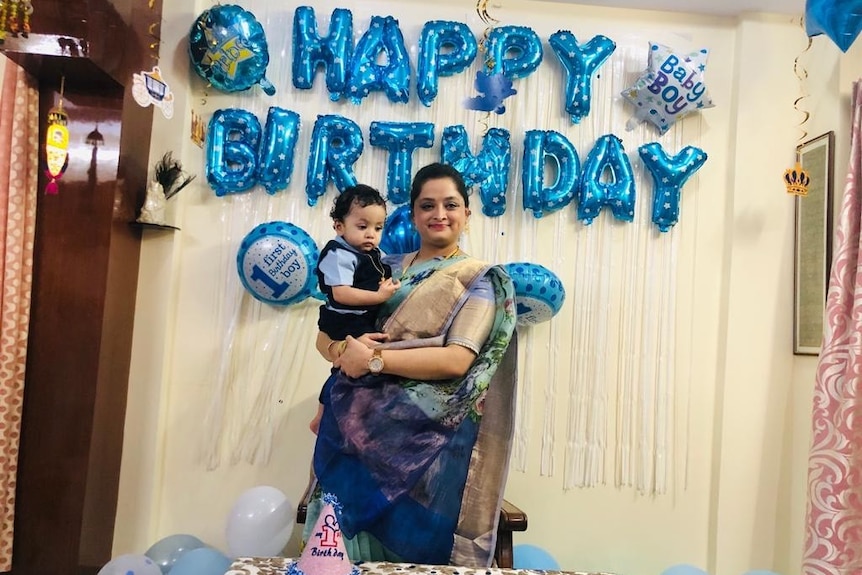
660,565 -> 708,575
168,548 -> 231,575
513,544 -> 560,570
145,534 -> 205,574
188,4 -> 275,95
381,205 -> 419,255
236,222 -> 320,306
502,263 -> 566,326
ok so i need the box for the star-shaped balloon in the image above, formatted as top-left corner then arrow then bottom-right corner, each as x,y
806,0 -> 862,52
621,42 -> 714,135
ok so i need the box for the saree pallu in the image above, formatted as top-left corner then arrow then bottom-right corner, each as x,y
308,255 -> 517,567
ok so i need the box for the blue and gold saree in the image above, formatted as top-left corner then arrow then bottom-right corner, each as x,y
305,253 -> 517,567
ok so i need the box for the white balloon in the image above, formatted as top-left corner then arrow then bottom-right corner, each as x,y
225,485 -> 295,557
97,554 -> 162,575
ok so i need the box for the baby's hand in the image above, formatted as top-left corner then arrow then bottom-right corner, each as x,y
378,278 -> 401,300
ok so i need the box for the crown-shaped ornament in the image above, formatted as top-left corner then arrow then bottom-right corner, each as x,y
784,162 -> 811,196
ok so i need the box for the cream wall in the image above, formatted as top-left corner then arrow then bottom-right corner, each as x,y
113,2 -> 849,574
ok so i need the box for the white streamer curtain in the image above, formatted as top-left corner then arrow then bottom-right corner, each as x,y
803,79 -> 862,574
0,55 -> 39,571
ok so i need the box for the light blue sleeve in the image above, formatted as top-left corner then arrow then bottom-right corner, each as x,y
318,247 -> 358,287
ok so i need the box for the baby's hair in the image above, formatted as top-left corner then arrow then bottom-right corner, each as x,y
330,184 -> 387,221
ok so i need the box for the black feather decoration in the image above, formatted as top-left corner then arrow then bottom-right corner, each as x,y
154,152 -> 196,200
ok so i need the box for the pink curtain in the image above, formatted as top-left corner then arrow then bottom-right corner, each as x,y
0,56 -> 38,571
803,80 -> 862,574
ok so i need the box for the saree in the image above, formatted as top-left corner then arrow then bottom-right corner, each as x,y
306,254 -> 517,567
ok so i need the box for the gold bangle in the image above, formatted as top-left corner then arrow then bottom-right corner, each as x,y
326,339 -> 348,359
326,339 -> 341,358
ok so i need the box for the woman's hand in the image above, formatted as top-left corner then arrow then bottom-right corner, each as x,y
334,336 -> 375,378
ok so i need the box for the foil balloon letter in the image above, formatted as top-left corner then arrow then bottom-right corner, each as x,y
257,107 -> 301,195
521,130 -> 579,219
306,115 -> 364,206
188,4 -> 275,95
292,7 -> 353,101
369,122 -> 434,204
346,15 -> 411,105
484,25 -> 544,80
206,108 -> 261,196
806,0 -> 862,52
381,205 -> 420,255
578,134 -> 636,224
638,142 -> 707,232
417,21 -> 478,107
442,125 -> 512,217
548,31 -> 616,124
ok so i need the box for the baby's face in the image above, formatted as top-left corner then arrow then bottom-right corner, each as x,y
335,202 -> 386,252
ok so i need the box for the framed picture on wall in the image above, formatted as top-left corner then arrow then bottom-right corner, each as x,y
793,131 -> 835,356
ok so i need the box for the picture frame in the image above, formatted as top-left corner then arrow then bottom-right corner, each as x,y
793,131 -> 835,355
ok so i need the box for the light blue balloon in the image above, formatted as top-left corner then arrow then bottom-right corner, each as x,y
806,0 -> 862,52
502,263 -> 566,326
346,15 -> 411,105
513,543 -> 560,570
168,548 -> 231,575
236,222 -> 320,306
292,7 -> 353,100
521,130 -> 579,219
306,115 -> 364,207
188,5 -> 275,95
578,134 -> 635,225
257,107 -> 301,195
638,142 -> 707,232
145,534 -> 206,574
381,205 -> 419,255
369,121 -> 435,204
417,20 -> 478,107
660,565 -> 708,575
484,26 -> 544,80
206,108 -> 261,197
548,31 -> 616,124
97,554 -> 162,575
442,125 -> 512,218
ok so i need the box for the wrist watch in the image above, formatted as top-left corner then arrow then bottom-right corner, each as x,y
368,349 -> 384,375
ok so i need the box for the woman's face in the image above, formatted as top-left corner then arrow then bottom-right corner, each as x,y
411,176 -> 470,249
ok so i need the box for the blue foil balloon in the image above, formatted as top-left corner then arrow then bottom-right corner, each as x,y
381,205 -> 420,254
417,21 -> 478,107
502,263 -> 566,326
521,130 -> 579,219
257,107 -> 301,195
638,142 -> 707,232
236,222 -> 320,306
369,122 -> 434,204
206,108 -> 261,196
806,0 -> 862,52
484,26 -> 543,80
578,134 -> 635,225
145,533 -> 206,574
442,125 -> 511,217
347,15 -> 411,105
292,7 -> 353,101
188,5 -> 275,95
306,115 -> 364,206
548,31 -> 616,124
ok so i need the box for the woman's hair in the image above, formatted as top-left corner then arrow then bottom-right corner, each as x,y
410,163 -> 470,211
330,184 -> 387,221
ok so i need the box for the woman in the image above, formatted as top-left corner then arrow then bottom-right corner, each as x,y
305,163 -> 517,567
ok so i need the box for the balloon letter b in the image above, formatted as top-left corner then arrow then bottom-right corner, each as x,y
206,108 -> 261,196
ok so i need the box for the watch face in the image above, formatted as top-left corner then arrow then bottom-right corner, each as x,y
368,352 -> 384,374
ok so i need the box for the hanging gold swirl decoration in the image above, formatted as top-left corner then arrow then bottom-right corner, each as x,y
475,0 -> 500,135
785,15 -> 812,197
